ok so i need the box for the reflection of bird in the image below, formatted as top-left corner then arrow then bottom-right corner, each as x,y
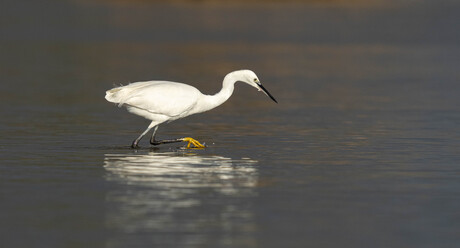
105,70 -> 277,148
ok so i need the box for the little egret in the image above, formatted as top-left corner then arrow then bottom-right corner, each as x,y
105,69 -> 277,148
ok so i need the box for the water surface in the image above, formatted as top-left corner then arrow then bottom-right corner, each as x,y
1,0 -> 460,247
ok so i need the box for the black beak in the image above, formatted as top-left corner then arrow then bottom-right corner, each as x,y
258,83 -> 278,103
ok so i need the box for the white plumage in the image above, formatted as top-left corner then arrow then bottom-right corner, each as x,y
105,70 -> 277,148
106,81 -> 201,122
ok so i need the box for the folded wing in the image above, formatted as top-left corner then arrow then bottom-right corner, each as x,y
105,81 -> 201,118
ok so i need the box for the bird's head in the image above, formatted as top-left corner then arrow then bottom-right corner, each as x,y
235,69 -> 278,103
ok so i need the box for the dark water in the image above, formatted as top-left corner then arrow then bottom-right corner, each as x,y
1,1 -> 460,247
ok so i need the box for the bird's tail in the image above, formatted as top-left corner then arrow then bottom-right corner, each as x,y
105,86 -> 126,107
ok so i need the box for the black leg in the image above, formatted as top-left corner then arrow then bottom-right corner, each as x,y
149,126 -> 159,145
131,124 -> 154,148
150,138 -> 183,146
149,126 -> 183,146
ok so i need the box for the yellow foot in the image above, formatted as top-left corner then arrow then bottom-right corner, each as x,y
181,137 -> 206,148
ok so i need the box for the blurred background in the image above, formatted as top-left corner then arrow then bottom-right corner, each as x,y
1,0 -> 459,247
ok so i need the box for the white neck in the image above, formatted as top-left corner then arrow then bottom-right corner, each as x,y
195,72 -> 237,113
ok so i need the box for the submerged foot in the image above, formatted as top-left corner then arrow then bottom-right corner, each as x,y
181,137 -> 206,148
131,142 -> 140,149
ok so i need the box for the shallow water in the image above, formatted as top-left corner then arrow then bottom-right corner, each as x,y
1,0 -> 460,247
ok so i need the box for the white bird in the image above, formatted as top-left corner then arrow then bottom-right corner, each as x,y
105,69 -> 277,148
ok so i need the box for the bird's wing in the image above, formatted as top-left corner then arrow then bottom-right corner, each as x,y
120,81 -> 201,117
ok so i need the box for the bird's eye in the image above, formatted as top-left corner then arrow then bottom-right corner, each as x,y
253,78 -> 258,83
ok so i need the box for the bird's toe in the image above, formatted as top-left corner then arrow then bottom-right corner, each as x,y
182,137 -> 206,148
